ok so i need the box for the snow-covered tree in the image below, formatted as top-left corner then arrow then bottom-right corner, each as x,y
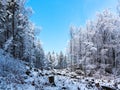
0,0 -> 45,69
0,0 -> 33,60
67,9 -> 120,76
34,40 -> 45,69
0,0 -> 7,48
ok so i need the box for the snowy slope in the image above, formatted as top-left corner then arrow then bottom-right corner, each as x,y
0,49 -> 119,90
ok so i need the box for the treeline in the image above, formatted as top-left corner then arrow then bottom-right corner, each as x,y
0,0 -> 44,68
46,51 -> 67,69
67,10 -> 120,76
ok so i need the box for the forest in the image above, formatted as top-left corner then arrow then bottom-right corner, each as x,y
0,0 -> 120,90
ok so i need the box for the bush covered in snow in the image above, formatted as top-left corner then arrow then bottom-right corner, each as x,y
0,49 -> 26,84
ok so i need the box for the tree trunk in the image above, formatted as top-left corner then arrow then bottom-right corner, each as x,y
12,0 -> 16,57
49,76 -> 55,85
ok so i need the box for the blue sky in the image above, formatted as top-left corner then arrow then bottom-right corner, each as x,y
26,0 -> 117,53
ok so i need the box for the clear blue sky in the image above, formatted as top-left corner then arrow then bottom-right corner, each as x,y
26,0 -> 117,53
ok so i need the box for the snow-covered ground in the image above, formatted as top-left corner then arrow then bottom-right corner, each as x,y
1,68 -> 119,90
0,68 -> 120,90
0,49 -> 120,90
